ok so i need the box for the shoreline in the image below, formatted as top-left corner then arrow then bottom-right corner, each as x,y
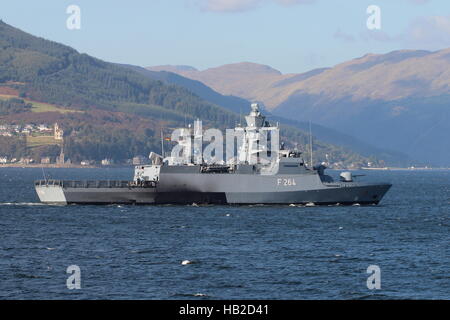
360,167 -> 450,171
1,164 -> 449,170
0,164 -> 131,169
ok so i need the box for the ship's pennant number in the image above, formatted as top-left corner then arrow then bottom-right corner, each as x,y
277,178 -> 297,186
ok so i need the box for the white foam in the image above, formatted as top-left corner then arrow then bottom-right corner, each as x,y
0,202 -> 45,206
194,293 -> 207,297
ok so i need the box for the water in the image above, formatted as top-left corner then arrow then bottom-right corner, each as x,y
0,167 -> 448,299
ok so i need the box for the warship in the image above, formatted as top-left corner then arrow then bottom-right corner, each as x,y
35,103 -> 391,205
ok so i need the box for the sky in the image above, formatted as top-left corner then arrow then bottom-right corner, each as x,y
1,0 -> 449,73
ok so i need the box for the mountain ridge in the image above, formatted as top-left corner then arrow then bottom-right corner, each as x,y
148,48 -> 450,109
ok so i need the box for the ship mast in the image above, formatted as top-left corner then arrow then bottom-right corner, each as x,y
160,128 -> 164,158
309,121 -> 313,168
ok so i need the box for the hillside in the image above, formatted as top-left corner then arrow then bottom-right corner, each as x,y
0,20 -> 373,166
147,62 -> 284,104
122,64 -> 252,114
150,51 -> 450,166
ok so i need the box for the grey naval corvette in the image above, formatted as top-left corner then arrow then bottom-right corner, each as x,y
35,104 -> 391,205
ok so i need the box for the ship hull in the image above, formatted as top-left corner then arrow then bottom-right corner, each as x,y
223,183 -> 391,205
35,183 -> 391,205
153,183 -> 390,205
35,181 -> 157,205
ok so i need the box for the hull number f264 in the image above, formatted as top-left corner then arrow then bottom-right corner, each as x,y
277,178 -> 297,186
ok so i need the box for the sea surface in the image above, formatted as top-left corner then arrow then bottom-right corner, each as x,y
0,167 -> 448,299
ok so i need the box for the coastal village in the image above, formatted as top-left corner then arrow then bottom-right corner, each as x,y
0,121 -> 400,170
0,122 -> 431,170
0,122 -> 149,167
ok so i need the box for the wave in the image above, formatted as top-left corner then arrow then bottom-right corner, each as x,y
0,202 -> 46,206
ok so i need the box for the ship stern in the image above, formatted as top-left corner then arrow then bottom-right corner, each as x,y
35,181 -> 67,204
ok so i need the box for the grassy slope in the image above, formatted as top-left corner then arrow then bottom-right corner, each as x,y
26,135 -> 60,148
0,94 -> 78,113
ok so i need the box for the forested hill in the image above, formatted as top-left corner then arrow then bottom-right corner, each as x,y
0,20 -> 237,125
0,20 -> 376,166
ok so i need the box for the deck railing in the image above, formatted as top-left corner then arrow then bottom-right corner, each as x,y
34,180 -> 156,188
